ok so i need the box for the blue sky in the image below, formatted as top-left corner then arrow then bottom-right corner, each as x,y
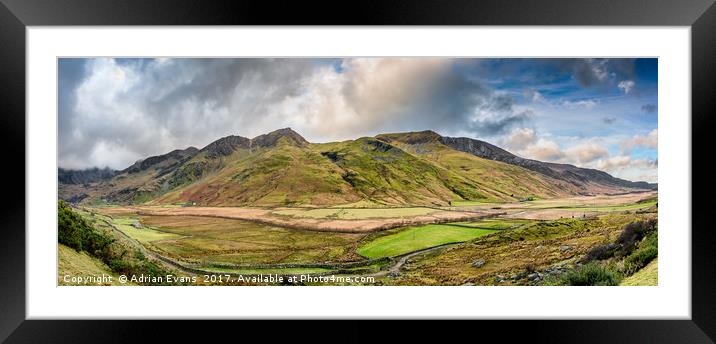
58,58 -> 657,182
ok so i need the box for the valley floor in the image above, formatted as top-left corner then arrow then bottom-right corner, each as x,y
61,191 -> 658,286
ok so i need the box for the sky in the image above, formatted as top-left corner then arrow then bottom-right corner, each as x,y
58,58 -> 658,183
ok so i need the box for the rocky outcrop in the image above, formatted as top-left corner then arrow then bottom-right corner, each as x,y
201,135 -> 251,158
250,128 -> 308,148
123,147 -> 199,174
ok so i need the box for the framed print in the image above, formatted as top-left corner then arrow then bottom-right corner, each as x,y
1,0 -> 715,342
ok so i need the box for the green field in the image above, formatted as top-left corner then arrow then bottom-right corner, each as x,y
113,217 -> 182,243
357,223 -> 500,259
272,207 -> 439,219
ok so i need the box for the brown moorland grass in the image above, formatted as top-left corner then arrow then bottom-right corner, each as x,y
138,215 -> 366,265
97,206 -> 499,233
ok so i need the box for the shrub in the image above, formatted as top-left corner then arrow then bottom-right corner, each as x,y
582,219 -> 657,262
58,200 -> 113,256
555,262 -> 621,286
623,246 -> 658,275
582,243 -> 619,262
615,219 -> 657,256
107,258 -> 133,274
623,232 -> 658,275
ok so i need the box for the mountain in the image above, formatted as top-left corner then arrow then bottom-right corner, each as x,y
434,133 -> 656,191
154,129 -> 360,206
58,167 -> 117,185
251,127 -> 309,148
59,128 -> 655,207
199,135 -> 250,158
122,147 -> 199,175
376,131 -> 656,193
75,146 -> 201,204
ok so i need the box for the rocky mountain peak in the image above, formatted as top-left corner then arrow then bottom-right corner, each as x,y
201,135 -> 251,158
251,127 -> 308,148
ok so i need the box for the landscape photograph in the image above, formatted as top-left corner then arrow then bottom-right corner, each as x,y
57,57 -> 658,286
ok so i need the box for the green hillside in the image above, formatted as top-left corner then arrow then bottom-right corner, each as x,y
58,244 -> 129,286
377,132 -> 580,200
313,137 -> 488,205
61,128 -> 630,207
154,137 -> 363,206
155,134 -> 572,206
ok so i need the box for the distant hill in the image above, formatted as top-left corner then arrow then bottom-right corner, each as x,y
59,128 -> 656,207
378,130 -> 657,193
58,167 -> 117,185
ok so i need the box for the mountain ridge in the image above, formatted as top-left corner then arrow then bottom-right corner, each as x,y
377,130 -> 656,191
59,128 -> 656,206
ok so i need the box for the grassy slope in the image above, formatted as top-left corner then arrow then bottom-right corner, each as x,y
357,223 -> 500,258
69,146 -> 253,206
58,244 -> 129,286
313,137 -> 491,205
620,258 -> 658,286
73,132 -> 602,207
70,206 -> 188,285
73,151 -> 195,205
160,147 -> 252,191
155,138 -> 363,206
386,138 -> 579,201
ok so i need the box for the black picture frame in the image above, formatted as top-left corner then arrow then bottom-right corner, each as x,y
1,0 -> 714,342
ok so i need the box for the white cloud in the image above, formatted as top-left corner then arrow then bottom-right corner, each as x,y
523,89 -> 545,103
565,143 -> 609,164
617,80 -> 635,94
560,99 -> 598,109
590,59 -> 610,81
621,129 -> 658,153
508,131 -> 656,183
502,127 -> 537,150
595,155 -> 658,183
596,155 -> 632,170
292,58 -> 453,138
519,139 -> 566,162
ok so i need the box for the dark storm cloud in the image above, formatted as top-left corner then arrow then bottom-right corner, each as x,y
58,59 -> 88,158
367,61 -> 529,137
58,58 -> 322,169
134,58 -> 318,140
59,58 -> 536,169
552,58 -> 636,88
145,59 -> 312,109
641,104 -> 657,113
603,117 -> 617,125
